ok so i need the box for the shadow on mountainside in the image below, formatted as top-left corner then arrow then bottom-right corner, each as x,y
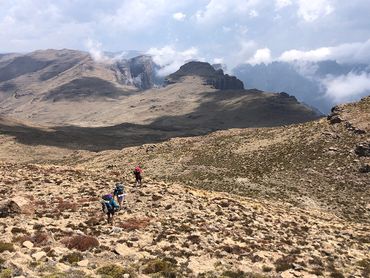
0,90 -> 321,151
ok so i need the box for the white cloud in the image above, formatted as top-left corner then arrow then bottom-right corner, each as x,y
195,0 -> 261,24
322,72 -> 370,103
275,0 -> 293,10
247,48 -> 272,64
279,47 -> 331,62
234,40 -> 258,66
99,0 -> 174,32
249,9 -> 259,18
297,0 -> 334,22
278,39 -> 370,63
146,46 -> 201,76
173,12 -> 186,21
213,57 -> 224,64
85,39 -> 112,63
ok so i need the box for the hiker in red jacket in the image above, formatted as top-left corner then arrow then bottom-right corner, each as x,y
133,164 -> 143,186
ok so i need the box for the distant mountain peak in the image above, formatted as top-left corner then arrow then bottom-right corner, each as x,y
165,61 -> 244,90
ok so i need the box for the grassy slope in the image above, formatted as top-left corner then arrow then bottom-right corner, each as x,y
81,97 -> 370,223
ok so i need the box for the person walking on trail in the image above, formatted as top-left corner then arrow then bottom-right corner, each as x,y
133,164 -> 143,186
113,182 -> 126,208
101,194 -> 119,225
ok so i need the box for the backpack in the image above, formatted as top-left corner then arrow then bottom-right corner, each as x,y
101,200 -> 112,213
115,184 -> 124,195
101,195 -> 114,213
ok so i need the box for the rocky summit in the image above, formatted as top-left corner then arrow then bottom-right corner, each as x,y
165,61 -> 244,90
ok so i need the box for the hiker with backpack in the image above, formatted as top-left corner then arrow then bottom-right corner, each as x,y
113,182 -> 126,208
101,194 -> 120,225
133,164 -> 143,186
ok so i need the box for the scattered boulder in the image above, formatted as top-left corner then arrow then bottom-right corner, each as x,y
22,241 -> 33,249
327,114 -> 342,124
359,163 -> 370,173
31,251 -> 46,261
0,197 -> 35,218
355,143 -> 370,157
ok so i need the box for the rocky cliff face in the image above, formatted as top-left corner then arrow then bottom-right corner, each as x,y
112,55 -> 159,90
166,61 -> 244,90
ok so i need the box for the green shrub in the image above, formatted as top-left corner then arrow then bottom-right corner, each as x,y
262,265 -> 272,272
221,270 -> 246,278
96,264 -> 127,278
60,252 -> 83,264
0,242 -> 14,253
43,270 -> 89,278
142,259 -> 176,277
0,269 -> 12,278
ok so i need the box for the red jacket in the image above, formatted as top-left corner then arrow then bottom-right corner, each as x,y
134,166 -> 142,173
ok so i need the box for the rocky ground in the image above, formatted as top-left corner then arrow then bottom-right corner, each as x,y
0,97 -> 369,277
81,96 -> 370,224
0,163 -> 369,278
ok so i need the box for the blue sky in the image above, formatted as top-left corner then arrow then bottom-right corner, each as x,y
1,0 -> 370,69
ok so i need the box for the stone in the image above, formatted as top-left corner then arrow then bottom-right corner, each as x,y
0,196 -> 35,217
327,114 -> 342,124
292,263 -> 305,270
359,163 -> 370,173
56,263 -> 70,272
32,251 -> 46,261
77,259 -> 89,267
115,244 -> 136,257
355,143 -> 370,157
22,241 -> 34,249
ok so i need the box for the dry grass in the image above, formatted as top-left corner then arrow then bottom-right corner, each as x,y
118,217 -> 151,231
61,235 -> 99,251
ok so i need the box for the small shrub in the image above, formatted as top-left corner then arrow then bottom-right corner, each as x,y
330,271 -> 344,278
11,227 -> 28,234
221,270 -> 246,278
60,252 -> 83,264
32,232 -> 50,246
358,259 -> 370,275
0,269 -> 12,278
62,235 -> 99,251
274,256 -> 295,272
96,264 -> 126,278
42,270 -> 88,278
142,259 -> 176,277
262,265 -> 272,272
0,242 -> 14,253
118,218 -> 151,231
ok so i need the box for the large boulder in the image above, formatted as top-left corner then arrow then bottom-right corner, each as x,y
0,196 -> 35,217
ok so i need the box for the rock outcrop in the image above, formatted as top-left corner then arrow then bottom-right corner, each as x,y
0,196 -> 35,217
165,61 -> 244,90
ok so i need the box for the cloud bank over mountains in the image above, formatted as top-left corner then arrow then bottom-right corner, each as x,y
1,0 -> 370,107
